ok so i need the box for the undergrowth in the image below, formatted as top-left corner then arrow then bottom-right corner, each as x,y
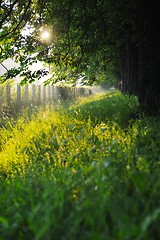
0,91 -> 160,239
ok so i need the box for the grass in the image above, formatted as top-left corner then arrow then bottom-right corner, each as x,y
0,90 -> 160,239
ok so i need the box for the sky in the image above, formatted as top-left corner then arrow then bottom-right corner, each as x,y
0,59 -> 19,76
0,59 -> 51,84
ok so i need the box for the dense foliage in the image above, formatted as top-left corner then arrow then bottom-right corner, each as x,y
1,0 -> 160,112
1,92 -> 160,239
0,0 -> 119,85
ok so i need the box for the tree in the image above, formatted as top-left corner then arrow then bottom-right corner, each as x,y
0,0 -> 49,83
0,0 -> 32,39
114,0 -> 160,113
136,1 -> 160,113
1,0 -> 118,85
1,0 -> 160,113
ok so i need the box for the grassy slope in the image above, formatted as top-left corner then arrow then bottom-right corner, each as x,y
0,91 -> 160,239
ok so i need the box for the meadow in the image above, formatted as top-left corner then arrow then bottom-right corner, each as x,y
0,90 -> 160,240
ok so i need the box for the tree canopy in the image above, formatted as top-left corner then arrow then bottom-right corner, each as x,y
1,0 -> 160,113
0,0 -> 128,85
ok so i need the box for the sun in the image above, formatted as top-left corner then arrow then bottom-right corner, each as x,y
41,30 -> 50,41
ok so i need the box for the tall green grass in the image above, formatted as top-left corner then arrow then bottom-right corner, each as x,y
0,91 -> 160,239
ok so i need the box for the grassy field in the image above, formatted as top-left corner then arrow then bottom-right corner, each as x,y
0,90 -> 160,239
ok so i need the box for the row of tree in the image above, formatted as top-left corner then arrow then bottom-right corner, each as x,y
0,0 -> 160,113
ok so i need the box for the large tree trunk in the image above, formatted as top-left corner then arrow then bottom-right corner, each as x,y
121,1 -> 160,114
137,1 -> 160,114
121,38 -> 139,96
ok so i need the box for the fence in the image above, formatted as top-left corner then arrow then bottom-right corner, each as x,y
0,84 -> 92,109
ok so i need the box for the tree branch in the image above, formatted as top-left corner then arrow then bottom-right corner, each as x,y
0,0 -> 32,39
0,62 -> 9,72
0,0 -> 19,28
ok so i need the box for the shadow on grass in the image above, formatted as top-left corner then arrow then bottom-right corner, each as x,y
68,92 -> 139,128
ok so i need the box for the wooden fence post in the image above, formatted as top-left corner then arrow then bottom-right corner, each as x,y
51,86 -> 54,101
6,84 -> 11,106
0,86 -> 4,108
37,85 -> 41,105
48,85 -> 51,102
17,84 -> 21,108
32,85 -> 36,105
43,85 -> 46,105
24,85 -> 29,104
